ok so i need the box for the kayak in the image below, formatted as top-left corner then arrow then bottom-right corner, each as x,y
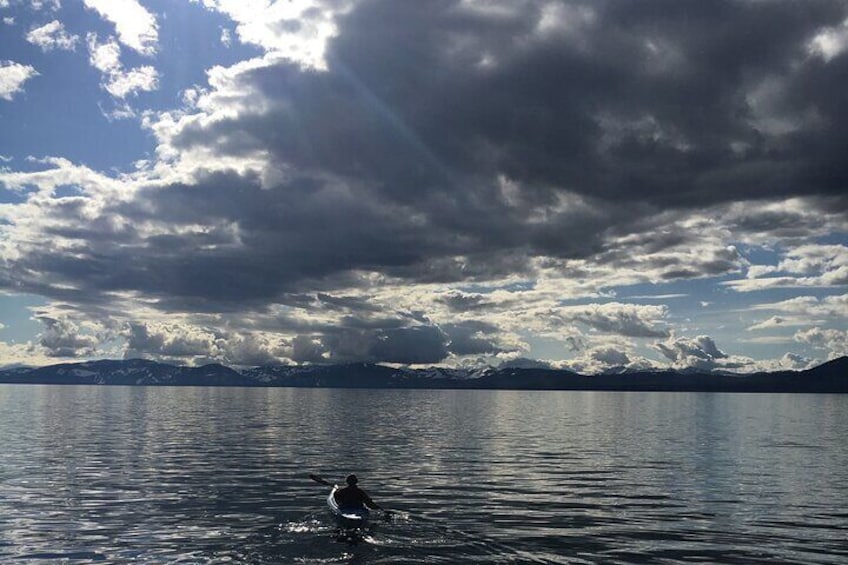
327,486 -> 370,529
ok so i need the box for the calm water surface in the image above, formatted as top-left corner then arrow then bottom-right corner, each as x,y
0,385 -> 846,564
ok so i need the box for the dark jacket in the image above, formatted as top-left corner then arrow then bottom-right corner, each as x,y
334,485 -> 380,510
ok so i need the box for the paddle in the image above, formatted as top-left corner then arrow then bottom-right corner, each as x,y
309,473 -> 395,521
309,473 -> 333,487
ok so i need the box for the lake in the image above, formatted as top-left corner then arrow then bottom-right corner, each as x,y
0,385 -> 846,564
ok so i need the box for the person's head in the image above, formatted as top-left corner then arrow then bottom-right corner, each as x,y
346,474 -> 358,486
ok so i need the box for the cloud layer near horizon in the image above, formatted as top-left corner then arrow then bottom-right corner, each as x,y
1,0 -> 846,371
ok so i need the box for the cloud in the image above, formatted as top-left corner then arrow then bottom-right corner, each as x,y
289,325 -> 450,365
370,325 -> 449,365
197,0 -> 346,69
1,1 -> 848,368
653,335 -> 753,372
441,320 -> 510,356
121,321 -> 283,366
777,244 -> 848,276
751,294 -> 848,320
87,33 -> 122,73
656,335 -> 727,363
557,345 -> 658,375
327,1 -> 843,206
585,346 -> 630,368
777,352 -> 816,371
149,2 -> 848,209
86,34 -> 159,99
437,290 -> 495,312
794,327 -> 848,359
0,61 -> 38,101
498,357 -> 554,371
124,321 -> 219,360
0,341 -> 59,369
625,294 -> 688,300
561,303 -> 669,338
291,334 -> 326,364
747,316 -> 788,332
83,0 -> 158,55
31,0 -> 61,10
26,20 -> 79,51
808,16 -> 848,62
221,333 -> 284,366
220,27 -> 232,48
727,198 -> 848,245
726,244 -> 848,291
104,65 -> 158,98
36,315 -> 100,358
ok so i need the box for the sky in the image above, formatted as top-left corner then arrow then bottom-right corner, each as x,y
0,0 -> 847,373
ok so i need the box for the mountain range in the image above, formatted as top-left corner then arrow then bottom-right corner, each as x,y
0,357 -> 846,393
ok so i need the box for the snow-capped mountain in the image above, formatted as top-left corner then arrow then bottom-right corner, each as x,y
0,357 -> 846,392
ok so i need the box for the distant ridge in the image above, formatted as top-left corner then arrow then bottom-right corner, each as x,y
804,356 -> 848,377
0,357 -> 846,393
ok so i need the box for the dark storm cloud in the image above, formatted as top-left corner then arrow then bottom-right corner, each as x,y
149,0 -> 848,295
291,324 -> 450,364
370,325 -> 450,364
7,170 -> 447,309
125,322 -> 216,358
318,0 -> 848,205
283,310 -> 502,364
441,320 -> 505,356
291,334 -> 327,363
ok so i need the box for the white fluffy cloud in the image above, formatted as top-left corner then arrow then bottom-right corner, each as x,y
26,19 -> 78,51
104,65 -> 158,98
87,33 -> 121,73
726,244 -> 848,292
653,335 -> 754,372
36,315 -> 100,358
751,294 -> 848,322
794,327 -> 848,359
86,33 -> 159,99
83,0 -> 158,55
0,60 -> 38,100
197,0 -> 347,69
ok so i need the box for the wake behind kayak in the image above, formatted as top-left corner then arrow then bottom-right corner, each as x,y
310,473 -> 379,543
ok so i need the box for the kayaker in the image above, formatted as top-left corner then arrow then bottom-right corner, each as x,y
333,474 -> 383,511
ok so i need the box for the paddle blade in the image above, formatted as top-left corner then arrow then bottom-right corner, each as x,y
309,473 -> 332,486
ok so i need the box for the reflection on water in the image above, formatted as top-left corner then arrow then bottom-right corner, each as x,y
0,386 -> 846,564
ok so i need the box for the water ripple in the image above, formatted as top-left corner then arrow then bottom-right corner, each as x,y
0,386 -> 846,564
